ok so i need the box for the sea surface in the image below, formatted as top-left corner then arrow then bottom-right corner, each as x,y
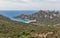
0,10 -> 38,23
0,10 -> 38,17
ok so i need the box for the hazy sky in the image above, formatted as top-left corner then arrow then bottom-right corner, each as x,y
0,0 -> 60,10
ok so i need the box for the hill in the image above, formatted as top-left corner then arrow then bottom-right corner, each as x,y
0,12 -> 60,38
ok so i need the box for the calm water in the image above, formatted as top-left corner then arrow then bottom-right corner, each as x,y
0,10 -> 38,23
0,10 -> 38,17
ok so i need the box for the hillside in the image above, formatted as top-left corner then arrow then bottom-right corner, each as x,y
0,13 -> 60,38
0,15 -> 10,21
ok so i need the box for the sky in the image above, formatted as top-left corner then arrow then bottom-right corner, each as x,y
0,0 -> 60,10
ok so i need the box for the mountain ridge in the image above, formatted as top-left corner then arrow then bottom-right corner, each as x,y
14,10 -> 60,25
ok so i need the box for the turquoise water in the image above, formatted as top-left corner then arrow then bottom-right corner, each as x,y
19,20 -> 29,23
10,18 -> 31,23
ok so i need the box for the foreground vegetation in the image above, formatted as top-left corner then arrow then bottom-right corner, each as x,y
0,19 -> 60,38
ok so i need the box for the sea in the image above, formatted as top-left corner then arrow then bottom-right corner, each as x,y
0,10 -> 38,23
0,10 -> 38,17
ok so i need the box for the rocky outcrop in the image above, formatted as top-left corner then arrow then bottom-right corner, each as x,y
14,10 -> 60,25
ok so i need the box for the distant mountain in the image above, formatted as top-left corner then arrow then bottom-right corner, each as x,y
14,10 -> 60,25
